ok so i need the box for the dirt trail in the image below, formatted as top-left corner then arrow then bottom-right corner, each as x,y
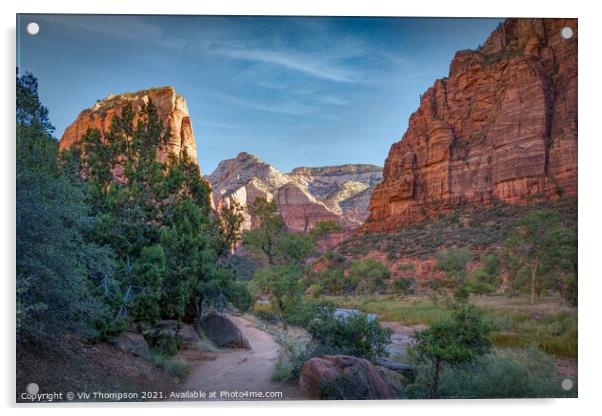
180,314 -> 304,401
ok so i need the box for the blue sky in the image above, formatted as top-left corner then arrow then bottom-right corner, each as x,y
17,15 -> 502,174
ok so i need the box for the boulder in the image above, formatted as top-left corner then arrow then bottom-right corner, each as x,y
144,320 -> 201,347
198,312 -> 251,349
110,331 -> 151,360
374,358 -> 416,381
299,355 -> 398,400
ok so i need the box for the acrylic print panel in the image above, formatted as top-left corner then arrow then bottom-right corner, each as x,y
16,14 -> 577,402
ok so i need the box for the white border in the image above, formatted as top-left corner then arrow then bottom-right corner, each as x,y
2,1 -> 601,415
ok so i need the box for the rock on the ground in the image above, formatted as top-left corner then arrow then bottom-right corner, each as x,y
299,355 -> 398,399
144,320 -> 201,347
374,358 -> 416,381
198,312 -> 251,349
110,331 -> 151,360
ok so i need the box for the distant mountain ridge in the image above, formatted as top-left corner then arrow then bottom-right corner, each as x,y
206,152 -> 383,233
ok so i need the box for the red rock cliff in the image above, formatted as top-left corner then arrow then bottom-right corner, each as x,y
363,18 -> 577,232
59,86 -> 198,167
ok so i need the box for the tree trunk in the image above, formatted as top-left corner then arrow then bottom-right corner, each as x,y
278,299 -> 287,331
431,360 -> 441,399
530,264 -> 538,305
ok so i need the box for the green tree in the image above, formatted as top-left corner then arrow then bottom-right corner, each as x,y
252,265 -> 302,330
410,305 -> 492,399
67,96 -> 241,328
348,259 -> 390,294
218,200 -> 245,253
307,310 -> 392,361
502,210 -> 576,304
242,198 -> 286,265
435,248 -> 473,284
16,70 -> 115,339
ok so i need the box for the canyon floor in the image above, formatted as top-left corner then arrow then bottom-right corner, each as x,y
180,314 -> 305,401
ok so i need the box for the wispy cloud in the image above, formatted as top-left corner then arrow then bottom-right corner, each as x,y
214,47 -> 361,83
36,15 -> 185,49
209,91 -> 317,116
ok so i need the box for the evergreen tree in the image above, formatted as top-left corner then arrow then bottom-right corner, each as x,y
17,70 -> 115,340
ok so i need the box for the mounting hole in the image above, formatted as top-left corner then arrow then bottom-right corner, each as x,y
560,27 -> 573,40
561,378 -> 574,391
26,22 -> 40,35
26,382 -> 40,395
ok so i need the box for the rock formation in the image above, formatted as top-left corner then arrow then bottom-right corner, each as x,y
299,355 -> 397,399
363,18 -> 577,232
206,152 -> 382,233
59,86 -> 198,167
198,312 -> 251,349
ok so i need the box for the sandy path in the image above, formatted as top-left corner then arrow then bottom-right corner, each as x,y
180,314 -> 305,401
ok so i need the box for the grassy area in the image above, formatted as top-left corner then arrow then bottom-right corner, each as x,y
150,353 -> 189,379
318,294 -> 577,358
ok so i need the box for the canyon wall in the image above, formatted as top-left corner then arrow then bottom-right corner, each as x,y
363,18 -> 577,232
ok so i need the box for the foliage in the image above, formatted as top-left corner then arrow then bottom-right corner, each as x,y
347,259 -> 390,294
466,252 -> 500,295
252,265 -> 303,329
151,353 -> 189,379
274,232 -> 317,264
307,309 -> 392,361
406,349 -> 574,399
336,199 -> 576,262
16,71 -> 115,340
146,331 -> 182,357
218,200 -> 245,253
242,198 -> 286,265
60,92 -> 240,327
393,278 -> 416,295
309,220 -> 342,240
434,247 -> 473,284
563,273 -> 578,307
223,281 -> 254,312
410,304 -> 491,398
285,298 -> 335,328
502,210 -> 577,303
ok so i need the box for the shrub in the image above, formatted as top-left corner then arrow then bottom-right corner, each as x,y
348,259 -> 390,294
410,304 -> 491,398
434,248 -> 473,285
307,310 -> 392,361
406,349 -> 574,399
152,353 -> 189,379
224,281 -> 254,312
321,266 -> 356,295
467,252 -> 500,294
272,355 -> 294,382
252,302 -> 278,323
563,273 -> 577,307
146,332 -> 182,357
285,299 -> 335,328
252,264 -> 302,330
393,278 -> 416,295
453,284 -> 470,302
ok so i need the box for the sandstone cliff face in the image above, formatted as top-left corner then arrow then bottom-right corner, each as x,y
206,152 -> 382,233
363,18 -> 577,232
59,86 -> 198,167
